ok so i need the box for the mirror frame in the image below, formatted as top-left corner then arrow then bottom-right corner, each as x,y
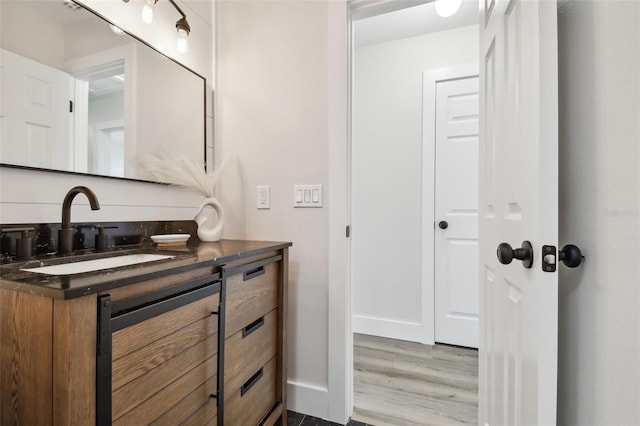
0,0 -> 208,185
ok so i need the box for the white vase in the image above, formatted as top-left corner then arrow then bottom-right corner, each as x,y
194,197 -> 224,242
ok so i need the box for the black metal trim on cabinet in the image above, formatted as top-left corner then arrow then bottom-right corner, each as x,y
96,295 -> 112,426
111,281 -> 220,332
217,265 -> 228,426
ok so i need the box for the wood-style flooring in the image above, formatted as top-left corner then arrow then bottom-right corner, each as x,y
352,333 -> 478,426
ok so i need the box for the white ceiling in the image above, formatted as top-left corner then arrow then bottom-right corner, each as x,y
354,0 -> 478,48
25,0 -> 93,25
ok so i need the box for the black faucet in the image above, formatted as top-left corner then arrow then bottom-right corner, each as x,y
58,186 -> 101,254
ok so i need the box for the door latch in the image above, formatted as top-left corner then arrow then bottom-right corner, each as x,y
542,245 -> 557,272
542,244 -> 584,272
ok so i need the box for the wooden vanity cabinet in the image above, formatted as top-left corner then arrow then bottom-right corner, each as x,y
0,244 -> 289,426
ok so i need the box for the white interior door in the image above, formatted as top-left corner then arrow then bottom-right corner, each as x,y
434,76 -> 480,349
479,0 -> 559,425
0,49 -> 73,170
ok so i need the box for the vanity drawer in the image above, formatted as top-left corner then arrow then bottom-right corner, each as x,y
224,357 -> 277,426
225,309 -> 278,393
108,287 -> 220,424
225,260 -> 278,338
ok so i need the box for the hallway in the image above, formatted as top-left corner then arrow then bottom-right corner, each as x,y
353,334 -> 478,425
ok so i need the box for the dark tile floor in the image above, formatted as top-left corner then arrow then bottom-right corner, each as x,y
285,410 -> 370,426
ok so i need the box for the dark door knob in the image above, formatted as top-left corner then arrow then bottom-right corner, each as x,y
438,221 -> 448,229
559,244 -> 583,268
497,241 -> 534,268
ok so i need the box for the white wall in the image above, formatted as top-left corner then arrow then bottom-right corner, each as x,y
0,0 -> 214,224
352,25 -> 478,342
557,1 -> 640,424
215,0 -> 349,420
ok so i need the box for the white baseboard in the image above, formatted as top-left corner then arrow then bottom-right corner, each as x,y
287,381 -> 329,421
352,314 -> 423,343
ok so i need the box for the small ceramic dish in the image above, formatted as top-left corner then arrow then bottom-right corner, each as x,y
150,234 -> 190,243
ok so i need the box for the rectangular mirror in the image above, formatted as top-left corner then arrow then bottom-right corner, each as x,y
0,0 -> 206,183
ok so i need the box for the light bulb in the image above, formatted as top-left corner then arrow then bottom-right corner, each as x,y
177,28 -> 189,54
141,4 -> 154,24
435,0 -> 462,18
110,24 -> 124,35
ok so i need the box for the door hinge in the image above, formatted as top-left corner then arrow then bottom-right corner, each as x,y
346,225 -> 351,238
69,100 -> 73,113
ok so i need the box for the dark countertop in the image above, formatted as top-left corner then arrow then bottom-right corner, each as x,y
0,240 -> 291,300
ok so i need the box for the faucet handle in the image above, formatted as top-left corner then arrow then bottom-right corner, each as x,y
1,227 -> 34,238
94,225 -> 118,251
1,227 -> 35,260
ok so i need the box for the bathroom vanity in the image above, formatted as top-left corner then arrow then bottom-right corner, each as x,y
0,239 -> 290,425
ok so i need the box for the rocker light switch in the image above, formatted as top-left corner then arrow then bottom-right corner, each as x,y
257,186 -> 270,209
294,184 -> 323,208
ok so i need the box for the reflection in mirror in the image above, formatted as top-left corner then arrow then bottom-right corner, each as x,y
0,0 -> 206,183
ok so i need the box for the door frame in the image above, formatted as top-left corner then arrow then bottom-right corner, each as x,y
421,63 -> 479,345
331,0 -> 475,423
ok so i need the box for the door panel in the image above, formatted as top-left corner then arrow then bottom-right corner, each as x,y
434,76 -> 479,348
479,0 -> 559,424
0,49 -> 73,170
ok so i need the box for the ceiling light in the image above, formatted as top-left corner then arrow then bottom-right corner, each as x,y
141,0 -> 158,24
435,0 -> 462,18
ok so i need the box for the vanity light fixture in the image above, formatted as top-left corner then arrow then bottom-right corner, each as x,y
141,0 -> 158,24
170,0 -> 191,54
175,18 -> 190,53
434,0 -> 462,18
120,0 -> 191,54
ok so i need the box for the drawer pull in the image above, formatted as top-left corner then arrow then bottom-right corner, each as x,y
243,266 -> 265,281
242,316 -> 265,338
240,367 -> 263,396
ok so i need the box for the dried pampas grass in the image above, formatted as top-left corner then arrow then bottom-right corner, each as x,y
139,154 -> 233,198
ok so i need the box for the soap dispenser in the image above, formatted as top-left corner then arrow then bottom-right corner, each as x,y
94,225 -> 117,251
1,227 -> 34,260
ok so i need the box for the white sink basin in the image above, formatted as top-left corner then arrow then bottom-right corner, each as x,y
21,254 -> 174,276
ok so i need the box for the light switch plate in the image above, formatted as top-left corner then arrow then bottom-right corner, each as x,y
257,185 -> 270,209
293,184 -> 323,208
